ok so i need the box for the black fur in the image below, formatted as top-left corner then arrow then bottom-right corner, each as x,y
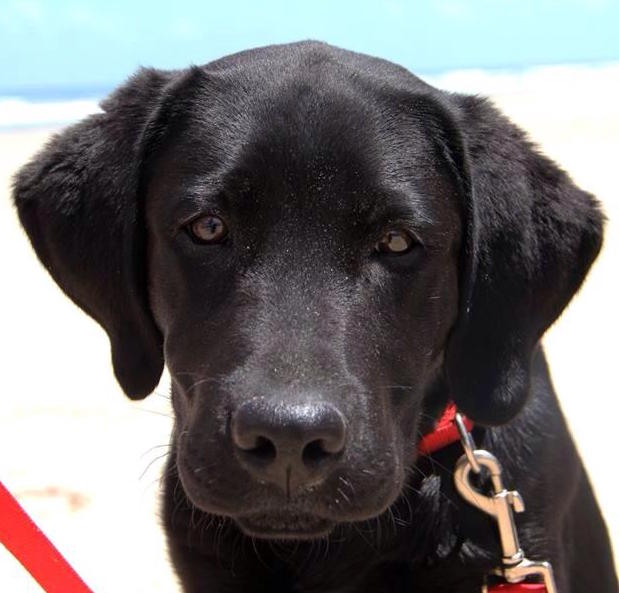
13,41 -> 616,592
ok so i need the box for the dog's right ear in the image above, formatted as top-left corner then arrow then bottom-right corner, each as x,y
12,68 -> 175,399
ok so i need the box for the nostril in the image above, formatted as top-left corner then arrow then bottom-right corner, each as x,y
243,435 -> 277,463
302,439 -> 334,466
232,398 -> 347,480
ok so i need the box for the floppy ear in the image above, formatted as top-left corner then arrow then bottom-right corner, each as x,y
12,68 -> 174,399
445,95 -> 604,425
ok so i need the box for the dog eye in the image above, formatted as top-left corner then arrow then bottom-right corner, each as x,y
187,215 -> 228,244
375,230 -> 415,255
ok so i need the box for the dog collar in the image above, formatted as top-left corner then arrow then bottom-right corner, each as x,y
417,402 -> 473,456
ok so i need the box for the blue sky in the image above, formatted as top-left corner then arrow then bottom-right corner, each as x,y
2,0 -> 619,92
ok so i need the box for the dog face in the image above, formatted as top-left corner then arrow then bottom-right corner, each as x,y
144,65 -> 462,534
13,42 -> 602,539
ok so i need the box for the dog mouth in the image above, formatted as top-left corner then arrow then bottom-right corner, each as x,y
235,511 -> 336,539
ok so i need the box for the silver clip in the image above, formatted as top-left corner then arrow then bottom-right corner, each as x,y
453,414 -> 557,593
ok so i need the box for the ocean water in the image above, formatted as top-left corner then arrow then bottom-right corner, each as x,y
1,62 -> 618,130
0,84 -> 111,130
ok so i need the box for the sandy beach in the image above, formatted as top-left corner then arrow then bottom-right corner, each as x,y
1,66 -> 617,591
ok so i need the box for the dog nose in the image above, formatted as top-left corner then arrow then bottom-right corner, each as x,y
231,399 -> 346,491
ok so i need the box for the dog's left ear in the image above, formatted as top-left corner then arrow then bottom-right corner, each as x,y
12,69 -> 175,399
445,95 -> 604,425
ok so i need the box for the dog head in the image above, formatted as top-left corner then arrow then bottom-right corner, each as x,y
13,42 -> 602,539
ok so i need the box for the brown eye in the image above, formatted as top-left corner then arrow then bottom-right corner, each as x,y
375,230 -> 415,255
188,215 -> 228,244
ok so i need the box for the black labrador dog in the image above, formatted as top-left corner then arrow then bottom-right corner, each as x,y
13,41 -> 616,592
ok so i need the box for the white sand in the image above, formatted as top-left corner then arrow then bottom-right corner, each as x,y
1,67 -> 617,591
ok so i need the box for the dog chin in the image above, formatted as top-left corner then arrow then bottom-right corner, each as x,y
235,512 -> 336,540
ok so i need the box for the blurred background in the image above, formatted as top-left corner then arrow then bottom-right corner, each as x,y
1,1 -> 617,591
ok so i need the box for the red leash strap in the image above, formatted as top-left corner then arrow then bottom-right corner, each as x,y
0,481 -> 93,593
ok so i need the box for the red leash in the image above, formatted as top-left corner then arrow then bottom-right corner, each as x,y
0,481 -> 93,593
0,405 -> 545,592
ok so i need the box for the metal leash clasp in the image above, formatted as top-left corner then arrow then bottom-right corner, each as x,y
453,414 -> 558,593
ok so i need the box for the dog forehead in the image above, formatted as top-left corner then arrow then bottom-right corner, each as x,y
147,46 -> 462,240
162,41 -> 445,169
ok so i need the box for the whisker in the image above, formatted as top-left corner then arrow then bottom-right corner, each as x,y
153,390 -> 171,401
139,443 -> 172,460
336,486 -> 351,505
139,451 -> 171,480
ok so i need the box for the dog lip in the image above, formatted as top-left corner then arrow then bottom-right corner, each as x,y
236,511 -> 335,539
